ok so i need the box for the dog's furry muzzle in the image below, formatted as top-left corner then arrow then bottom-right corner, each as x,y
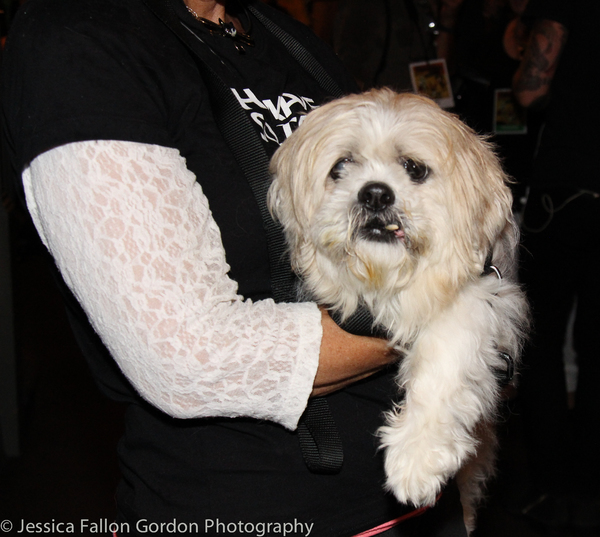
351,181 -> 407,245
351,205 -> 407,245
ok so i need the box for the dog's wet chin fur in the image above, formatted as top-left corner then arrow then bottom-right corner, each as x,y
268,89 -> 529,532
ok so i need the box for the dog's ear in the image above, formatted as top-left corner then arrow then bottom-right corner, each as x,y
440,117 -> 515,272
267,135 -> 301,225
470,136 -> 515,264
266,169 -> 283,223
268,105 -> 336,232
492,217 -> 520,279
267,131 -> 312,266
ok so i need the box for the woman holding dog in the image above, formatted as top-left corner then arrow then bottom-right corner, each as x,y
1,0 -> 467,534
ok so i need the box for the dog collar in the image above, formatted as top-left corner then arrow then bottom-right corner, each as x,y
482,251 -> 502,279
494,352 -> 515,385
480,251 -> 515,385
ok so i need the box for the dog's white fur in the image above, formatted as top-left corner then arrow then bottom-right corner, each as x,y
268,89 -> 529,531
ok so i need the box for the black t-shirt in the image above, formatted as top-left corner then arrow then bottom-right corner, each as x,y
1,0 -> 414,534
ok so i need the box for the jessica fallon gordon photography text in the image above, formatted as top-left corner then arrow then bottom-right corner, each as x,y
7,518 -> 315,535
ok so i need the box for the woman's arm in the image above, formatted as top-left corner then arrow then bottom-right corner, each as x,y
24,140 -> 395,428
314,308 -> 396,397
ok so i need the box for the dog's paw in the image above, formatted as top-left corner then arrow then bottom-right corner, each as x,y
382,436 -> 448,506
380,414 -> 474,507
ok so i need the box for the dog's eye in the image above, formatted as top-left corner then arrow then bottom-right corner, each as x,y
403,158 -> 429,183
330,157 -> 353,180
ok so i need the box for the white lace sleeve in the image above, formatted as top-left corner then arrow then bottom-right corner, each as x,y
23,140 -> 322,430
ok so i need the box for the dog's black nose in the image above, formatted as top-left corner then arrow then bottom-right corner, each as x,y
358,182 -> 395,211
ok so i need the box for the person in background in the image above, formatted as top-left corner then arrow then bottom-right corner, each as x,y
332,0 -> 438,92
508,0 -> 600,532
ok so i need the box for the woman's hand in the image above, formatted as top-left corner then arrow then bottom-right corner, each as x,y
312,308 -> 399,397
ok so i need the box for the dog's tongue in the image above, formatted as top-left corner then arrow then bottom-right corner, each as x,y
385,224 -> 405,240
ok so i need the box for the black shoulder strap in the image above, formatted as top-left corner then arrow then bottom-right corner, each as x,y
141,0 -> 295,303
141,0 -> 344,473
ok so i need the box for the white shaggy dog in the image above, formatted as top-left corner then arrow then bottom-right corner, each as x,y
267,89 -> 529,531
